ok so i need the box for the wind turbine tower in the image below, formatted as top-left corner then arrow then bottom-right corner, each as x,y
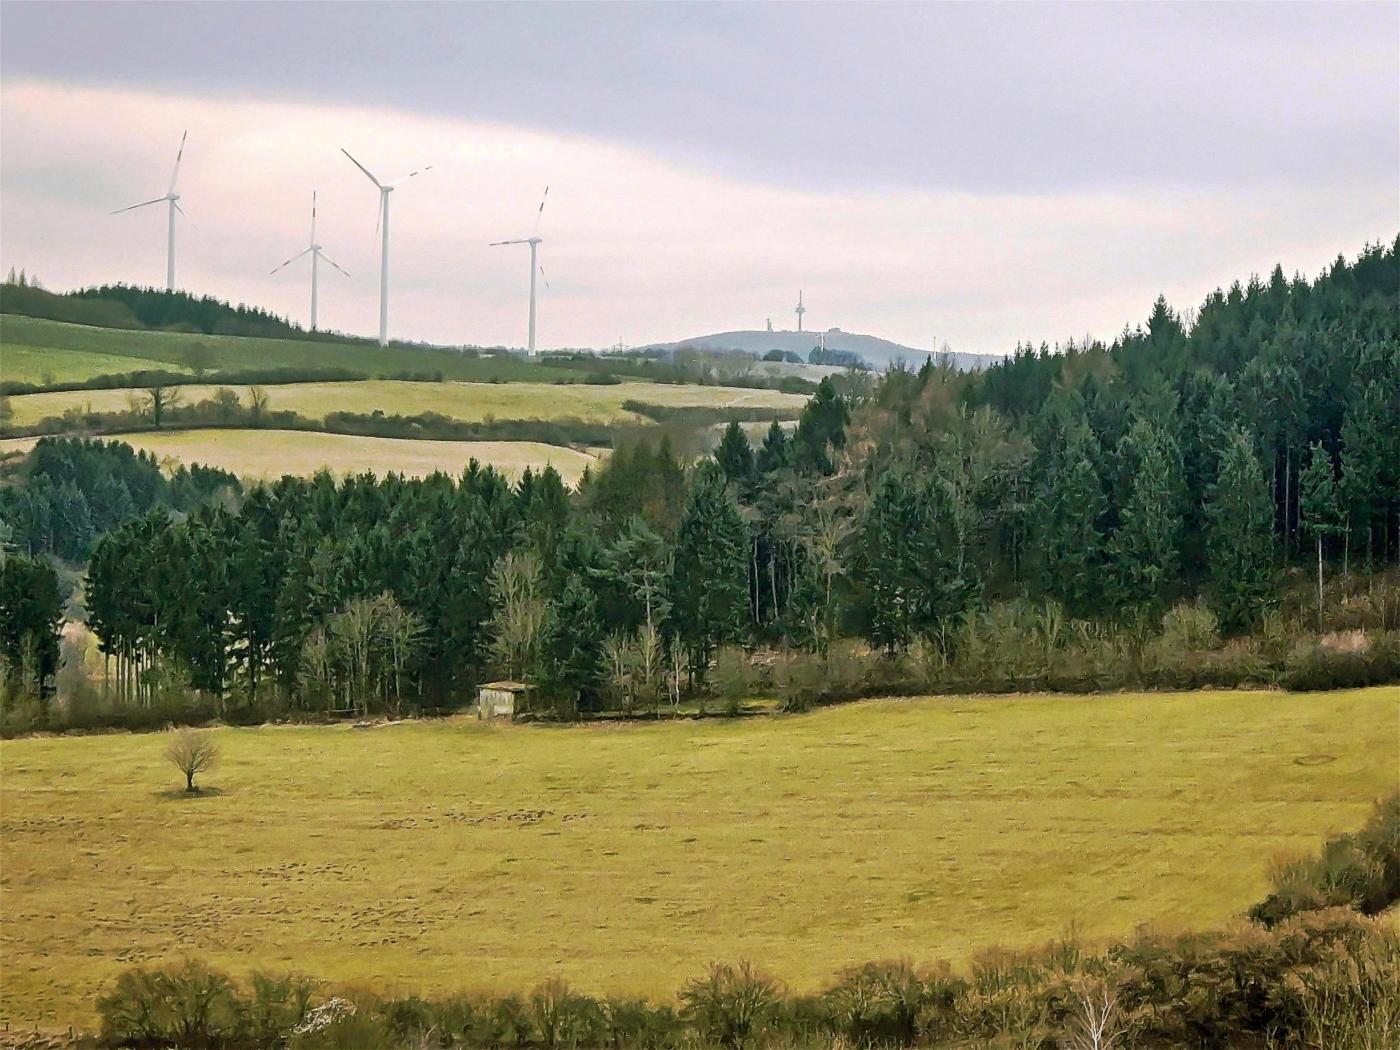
795,290 -> 806,332
112,130 -> 189,291
269,191 -> 350,331
490,186 -> 550,356
341,148 -> 432,347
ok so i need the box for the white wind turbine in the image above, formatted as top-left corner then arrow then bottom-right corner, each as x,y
341,148 -> 432,347
269,192 -> 349,332
112,130 -> 189,291
490,186 -> 550,356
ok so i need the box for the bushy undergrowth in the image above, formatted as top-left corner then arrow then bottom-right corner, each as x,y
1250,794 -> 1400,926
85,911 -> 1397,1049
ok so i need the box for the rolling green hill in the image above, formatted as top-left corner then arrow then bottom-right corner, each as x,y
0,314 -> 572,385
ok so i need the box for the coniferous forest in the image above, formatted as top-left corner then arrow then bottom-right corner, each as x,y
0,238 -> 1397,726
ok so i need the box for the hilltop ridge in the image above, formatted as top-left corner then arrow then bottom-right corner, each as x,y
637,327 -> 1002,371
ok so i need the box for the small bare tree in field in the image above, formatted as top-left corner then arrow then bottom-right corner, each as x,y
166,729 -> 219,792
247,386 -> 270,424
142,385 -> 183,428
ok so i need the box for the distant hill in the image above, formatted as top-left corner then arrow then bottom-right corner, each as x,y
637,328 -> 1002,372
0,280 -> 359,344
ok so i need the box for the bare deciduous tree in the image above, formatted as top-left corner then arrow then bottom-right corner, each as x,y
1068,981 -> 1123,1050
165,729 -> 219,792
488,551 -> 546,680
247,386 -> 270,424
142,385 -> 183,428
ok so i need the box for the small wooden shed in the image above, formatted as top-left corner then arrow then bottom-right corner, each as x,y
477,681 -> 530,721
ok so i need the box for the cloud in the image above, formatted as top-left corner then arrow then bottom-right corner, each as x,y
3,4 -> 1396,196
2,80 -> 1395,354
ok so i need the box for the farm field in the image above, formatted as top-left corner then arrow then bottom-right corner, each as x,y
0,344 -> 190,385
54,429 -> 600,483
1,687 -> 1395,1027
2,378 -> 809,428
0,315 -> 575,383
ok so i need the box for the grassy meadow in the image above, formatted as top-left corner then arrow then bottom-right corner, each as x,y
0,344 -> 191,386
3,378 -> 809,429
0,314 -> 575,384
1,687 -> 1395,1027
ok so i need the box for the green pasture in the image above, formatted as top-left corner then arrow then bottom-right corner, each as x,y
0,314 -> 573,384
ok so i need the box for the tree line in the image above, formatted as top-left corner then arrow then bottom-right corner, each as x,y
1,237 -> 1396,711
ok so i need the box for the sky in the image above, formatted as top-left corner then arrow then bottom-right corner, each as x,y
2,2 -> 1396,354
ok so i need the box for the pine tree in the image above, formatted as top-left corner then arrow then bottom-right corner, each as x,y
1299,441 -> 1342,624
1205,429 -> 1276,633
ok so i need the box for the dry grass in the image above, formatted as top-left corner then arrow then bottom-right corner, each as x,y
1,687 -> 1395,1027
94,429 -> 599,483
4,378 -> 809,428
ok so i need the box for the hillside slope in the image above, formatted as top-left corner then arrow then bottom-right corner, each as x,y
640,328 -> 1002,371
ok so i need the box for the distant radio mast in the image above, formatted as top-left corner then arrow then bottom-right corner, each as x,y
795,290 -> 806,332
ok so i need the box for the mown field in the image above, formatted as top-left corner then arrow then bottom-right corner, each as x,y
69,429 -> 601,483
3,378 -> 809,428
0,315 -> 574,383
1,687 -> 1394,1027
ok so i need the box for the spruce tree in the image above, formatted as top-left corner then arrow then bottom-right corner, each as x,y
1205,429 -> 1276,633
850,469 -> 968,653
756,420 -> 792,476
668,464 -> 749,681
715,422 -> 756,490
1036,421 -> 1106,617
1109,420 -> 1182,619
1299,441 -> 1342,624
0,555 -> 63,701
538,574 -> 604,718
793,377 -> 848,474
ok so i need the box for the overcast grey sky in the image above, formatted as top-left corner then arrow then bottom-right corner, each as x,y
2,2 -> 1396,352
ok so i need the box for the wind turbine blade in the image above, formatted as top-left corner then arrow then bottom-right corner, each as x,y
167,130 -> 187,194
111,196 -> 167,215
539,264 -> 550,289
341,148 -> 383,188
387,164 -> 433,188
173,201 -> 197,231
489,239 -> 528,246
319,251 -> 351,277
269,247 -> 313,275
534,185 -> 549,233
310,190 -> 317,245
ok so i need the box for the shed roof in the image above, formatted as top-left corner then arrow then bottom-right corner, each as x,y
480,681 -> 530,692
